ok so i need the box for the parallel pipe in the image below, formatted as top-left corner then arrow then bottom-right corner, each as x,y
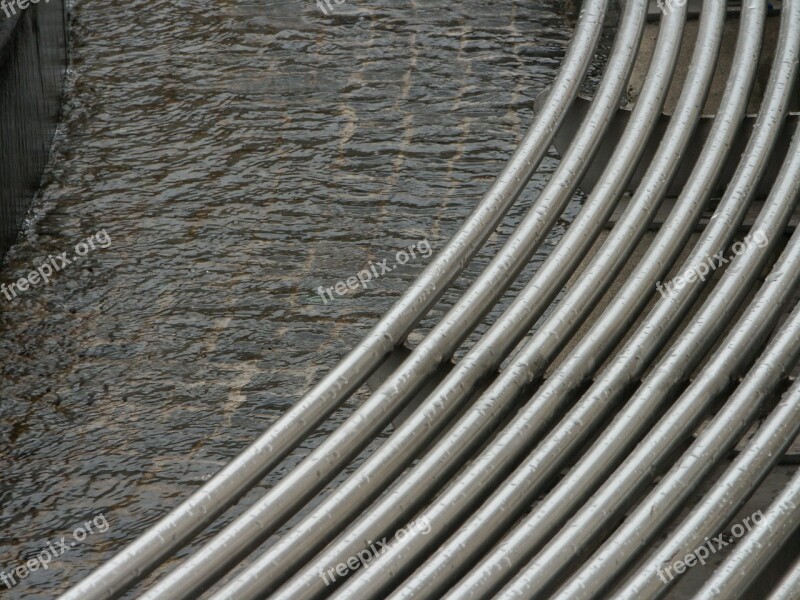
445,2 -> 789,595
695,438 -> 800,599
498,9 -> 800,589
207,11 -> 678,600
290,7 -> 712,595
611,313 -> 800,600
388,1 -> 729,596
326,2 -> 780,595
135,1 -> 627,598
58,2 -> 609,599
205,3 -> 691,599
551,188 -> 800,599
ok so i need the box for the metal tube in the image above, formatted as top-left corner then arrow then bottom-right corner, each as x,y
550,215 -> 800,599
610,319 -> 800,600
389,3 -> 730,597
184,4 -> 658,597
695,443 -> 800,599
767,553 -> 800,600
324,1 -> 771,597
236,7 -> 700,597
503,162 -> 799,598
434,4 -> 766,594
498,13 -> 800,589
246,4 -> 770,599
57,2 -> 610,600
209,4 -> 685,599
133,1 -> 632,598
444,2 -> 785,596
421,112 -> 799,597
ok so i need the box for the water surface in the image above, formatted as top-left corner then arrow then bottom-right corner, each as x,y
0,1 -> 575,596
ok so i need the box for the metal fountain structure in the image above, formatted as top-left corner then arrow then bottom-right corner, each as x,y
61,0 -> 800,598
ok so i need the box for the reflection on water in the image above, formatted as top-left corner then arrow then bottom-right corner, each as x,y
0,0 -> 574,596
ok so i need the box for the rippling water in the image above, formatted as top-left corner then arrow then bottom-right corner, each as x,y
0,0 -> 578,596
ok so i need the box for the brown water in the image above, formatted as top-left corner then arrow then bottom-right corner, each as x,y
0,0 -> 580,596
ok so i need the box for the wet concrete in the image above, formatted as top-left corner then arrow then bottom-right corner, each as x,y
0,1 -> 577,596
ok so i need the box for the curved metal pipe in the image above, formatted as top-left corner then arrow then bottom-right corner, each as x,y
134,2 -> 632,598
242,8 -> 700,597
767,553 -> 800,600
549,173 -> 800,599
695,434 -> 800,599
433,4 -> 767,595
204,4 -> 689,600
58,2 -> 609,600
445,2 -> 785,596
197,4 -> 668,598
316,1 -> 764,596
389,3 -> 730,597
250,7 -> 776,600
611,312 -> 800,600
498,8 -> 800,592
206,3 -> 672,598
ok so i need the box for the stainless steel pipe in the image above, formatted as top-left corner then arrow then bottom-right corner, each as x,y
446,2 -> 791,596
62,2 -> 800,599
695,433 -> 800,599
550,192 -> 800,599
131,1 -> 624,599
444,2 -> 792,598
208,3 -> 684,599
142,4 -> 637,599
496,7 -> 800,589
328,2 -> 784,594
58,2 -> 610,600
767,552 -> 800,600
613,309 -> 800,600
387,2 -> 727,597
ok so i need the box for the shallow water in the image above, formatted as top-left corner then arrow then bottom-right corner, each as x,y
0,0 -> 577,596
